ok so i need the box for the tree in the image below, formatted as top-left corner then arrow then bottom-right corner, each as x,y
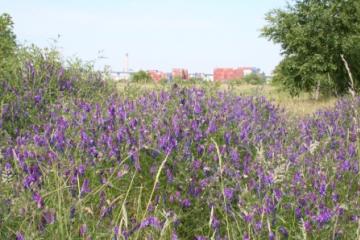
242,72 -> 267,85
0,13 -> 17,78
0,13 -> 16,58
131,70 -> 151,83
262,0 -> 360,97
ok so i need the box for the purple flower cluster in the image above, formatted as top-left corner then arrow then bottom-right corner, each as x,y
0,87 -> 359,239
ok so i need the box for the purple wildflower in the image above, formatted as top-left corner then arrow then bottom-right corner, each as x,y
80,179 -> 91,196
181,198 -> 191,208
166,168 -> 174,183
5,162 -> 12,171
224,187 -> 234,200
34,95 -> 42,104
195,236 -> 208,240
41,210 -> 56,228
206,119 -> 217,134
194,102 -> 202,114
244,214 -> 253,223
224,132 -> 231,145
316,208 -> 332,225
16,232 -> 25,240
78,164 -> 86,175
192,160 -> 202,170
303,220 -> 311,232
211,215 -> 220,229
242,233 -> 250,240
171,232 -> 179,240
130,149 -> 141,171
79,224 -> 87,237
70,206 -> 76,220
33,192 -> 44,209
140,216 -> 162,230
100,206 -> 113,219
279,226 -> 289,238
230,148 -> 239,165
114,226 -> 119,238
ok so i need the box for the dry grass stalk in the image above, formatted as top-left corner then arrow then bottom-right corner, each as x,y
341,54 -> 359,133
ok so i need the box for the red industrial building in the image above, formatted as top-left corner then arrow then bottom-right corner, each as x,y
213,67 -> 256,82
172,68 -> 189,80
147,67 -> 256,83
148,70 -> 167,83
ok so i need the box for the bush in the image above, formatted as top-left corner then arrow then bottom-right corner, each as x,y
228,73 -> 266,87
242,73 -> 266,85
0,13 -> 17,71
131,70 -> 151,83
1,45 -> 116,137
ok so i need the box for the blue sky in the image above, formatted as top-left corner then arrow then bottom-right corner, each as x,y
2,0 -> 287,74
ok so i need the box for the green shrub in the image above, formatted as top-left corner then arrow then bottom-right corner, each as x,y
0,44 -> 116,137
242,73 -> 266,85
131,70 -> 151,83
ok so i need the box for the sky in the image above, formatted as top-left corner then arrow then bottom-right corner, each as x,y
2,0 -> 288,75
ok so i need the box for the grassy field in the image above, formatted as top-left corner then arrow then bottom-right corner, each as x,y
116,82 -> 337,116
228,84 -> 337,116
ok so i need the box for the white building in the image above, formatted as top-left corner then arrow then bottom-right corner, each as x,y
188,73 -> 214,81
204,73 -> 213,81
110,71 -> 134,81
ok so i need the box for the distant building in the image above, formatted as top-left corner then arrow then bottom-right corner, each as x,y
108,53 -> 134,81
204,73 -> 214,81
213,67 -> 260,82
244,67 -> 261,76
188,73 -> 214,81
108,65 -> 260,83
172,68 -> 189,80
189,72 -> 203,79
189,72 -> 199,79
214,68 -> 243,82
148,70 -> 167,83
110,71 -> 134,81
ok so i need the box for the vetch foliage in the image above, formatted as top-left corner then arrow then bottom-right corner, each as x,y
0,82 -> 359,239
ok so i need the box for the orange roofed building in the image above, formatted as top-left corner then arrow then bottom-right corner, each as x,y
172,68 -> 189,80
213,67 -> 257,82
148,70 -> 167,83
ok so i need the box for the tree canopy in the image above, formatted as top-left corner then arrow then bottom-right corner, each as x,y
131,70 -> 151,83
0,13 -> 16,59
0,13 -> 18,84
262,0 -> 360,96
